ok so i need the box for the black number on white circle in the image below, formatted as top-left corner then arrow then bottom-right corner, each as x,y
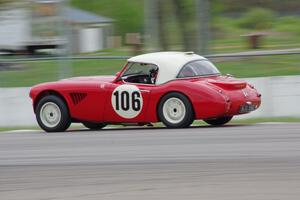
132,91 -> 141,111
113,91 -> 141,111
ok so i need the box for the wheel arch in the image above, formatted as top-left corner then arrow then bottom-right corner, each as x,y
33,90 -> 69,113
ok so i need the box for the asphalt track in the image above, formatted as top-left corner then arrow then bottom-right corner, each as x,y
1,123 -> 300,200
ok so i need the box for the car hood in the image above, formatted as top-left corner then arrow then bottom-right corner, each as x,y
61,75 -> 116,83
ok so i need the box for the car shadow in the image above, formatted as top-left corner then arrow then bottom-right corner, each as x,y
66,123 -> 250,133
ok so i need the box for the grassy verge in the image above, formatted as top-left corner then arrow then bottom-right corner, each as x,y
0,126 -> 40,132
214,55 -> 300,78
0,59 -> 125,87
210,32 -> 300,54
192,117 -> 300,126
1,54 -> 300,87
230,117 -> 300,124
1,117 -> 300,132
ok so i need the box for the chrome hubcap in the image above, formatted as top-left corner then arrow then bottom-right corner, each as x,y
162,97 -> 186,124
40,102 -> 61,128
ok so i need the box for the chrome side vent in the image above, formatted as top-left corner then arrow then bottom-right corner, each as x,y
70,93 -> 87,105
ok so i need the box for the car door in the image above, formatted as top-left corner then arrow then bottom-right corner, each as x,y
103,81 -> 155,123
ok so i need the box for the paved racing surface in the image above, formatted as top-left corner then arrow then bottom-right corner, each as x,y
1,123 -> 300,200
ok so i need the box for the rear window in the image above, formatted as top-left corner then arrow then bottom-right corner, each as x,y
177,60 -> 220,78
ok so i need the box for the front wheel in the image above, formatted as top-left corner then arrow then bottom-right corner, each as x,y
82,122 -> 106,130
158,92 -> 194,128
204,116 -> 233,126
36,95 -> 71,132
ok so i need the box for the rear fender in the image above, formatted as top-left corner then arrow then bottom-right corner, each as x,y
146,81 -> 228,122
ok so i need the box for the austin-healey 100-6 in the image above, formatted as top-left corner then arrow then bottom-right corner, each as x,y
30,52 -> 261,132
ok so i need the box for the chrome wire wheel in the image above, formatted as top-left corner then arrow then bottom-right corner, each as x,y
40,102 -> 62,128
162,97 -> 186,124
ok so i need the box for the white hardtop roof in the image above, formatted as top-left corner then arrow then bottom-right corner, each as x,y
128,52 -> 207,84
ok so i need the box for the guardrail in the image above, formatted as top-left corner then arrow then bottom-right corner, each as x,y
1,48 -> 300,62
206,49 -> 300,58
0,56 -> 130,62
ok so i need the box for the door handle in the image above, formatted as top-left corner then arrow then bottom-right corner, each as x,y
140,89 -> 150,93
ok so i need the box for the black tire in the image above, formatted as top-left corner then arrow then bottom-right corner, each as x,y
36,95 -> 71,132
82,122 -> 106,130
158,92 -> 194,128
204,116 -> 233,126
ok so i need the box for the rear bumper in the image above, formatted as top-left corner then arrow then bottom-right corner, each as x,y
226,96 -> 261,116
239,101 -> 259,114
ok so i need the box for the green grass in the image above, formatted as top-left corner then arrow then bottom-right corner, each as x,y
0,126 -> 39,132
210,15 -> 300,53
230,117 -> 300,124
0,59 -> 125,87
1,117 -> 300,132
214,55 -> 300,78
210,35 -> 300,54
192,117 -> 300,126
1,54 -> 300,87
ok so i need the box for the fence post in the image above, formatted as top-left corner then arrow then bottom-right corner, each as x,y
58,0 -> 72,80
195,0 -> 210,55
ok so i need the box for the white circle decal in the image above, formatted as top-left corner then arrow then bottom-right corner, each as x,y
111,85 -> 143,119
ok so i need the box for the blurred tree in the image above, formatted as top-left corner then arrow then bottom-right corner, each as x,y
196,0 -> 210,54
237,8 -> 275,30
0,0 -> 14,7
157,2 -> 168,50
0,0 -> 21,12
156,0 -> 198,52
0,0 -> 10,4
71,0 -> 144,37
211,0 -> 224,15
172,0 -> 192,51
223,0 -> 300,14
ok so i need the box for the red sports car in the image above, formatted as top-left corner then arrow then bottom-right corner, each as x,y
30,52 -> 261,132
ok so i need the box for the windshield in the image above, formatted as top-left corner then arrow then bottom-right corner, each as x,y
122,62 -> 158,77
177,60 -> 220,78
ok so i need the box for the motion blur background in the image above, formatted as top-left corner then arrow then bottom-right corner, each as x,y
0,0 -> 300,128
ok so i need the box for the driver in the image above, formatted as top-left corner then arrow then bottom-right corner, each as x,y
149,68 -> 158,84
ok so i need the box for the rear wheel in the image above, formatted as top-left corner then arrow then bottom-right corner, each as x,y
158,92 -> 194,128
204,116 -> 233,126
36,95 -> 71,132
82,122 -> 106,130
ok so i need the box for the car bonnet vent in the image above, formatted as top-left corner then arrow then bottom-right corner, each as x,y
70,93 -> 87,105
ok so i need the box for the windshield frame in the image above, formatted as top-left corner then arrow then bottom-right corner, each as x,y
176,59 -> 221,79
